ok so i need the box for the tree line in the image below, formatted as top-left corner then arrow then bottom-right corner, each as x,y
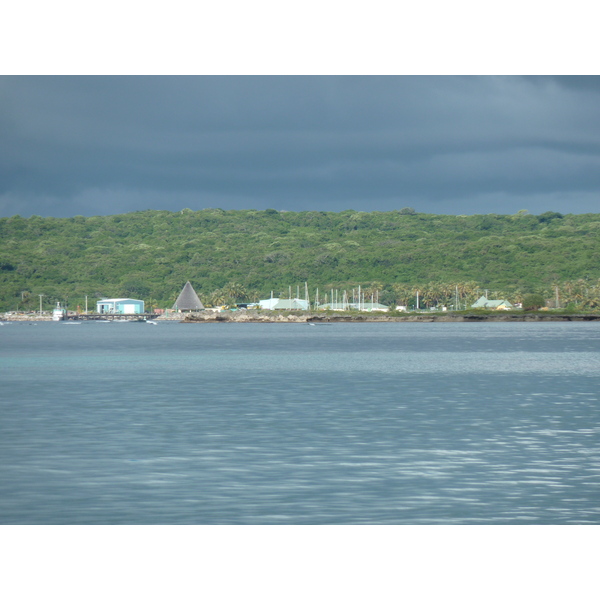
1,208 -> 600,312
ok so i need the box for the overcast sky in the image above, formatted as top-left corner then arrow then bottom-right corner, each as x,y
2,75 -> 600,218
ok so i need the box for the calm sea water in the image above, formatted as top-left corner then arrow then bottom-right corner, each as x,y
1,320 -> 599,524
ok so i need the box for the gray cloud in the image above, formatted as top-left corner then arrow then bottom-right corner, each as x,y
1,76 -> 599,217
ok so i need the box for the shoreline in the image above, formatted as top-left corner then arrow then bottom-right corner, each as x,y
181,311 -> 600,324
0,314 -> 182,323
3,312 -> 599,324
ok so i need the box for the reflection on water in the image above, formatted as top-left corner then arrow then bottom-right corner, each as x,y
1,321 -> 599,523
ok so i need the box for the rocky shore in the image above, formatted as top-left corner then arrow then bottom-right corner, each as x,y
4,311 -> 599,323
182,311 -> 600,324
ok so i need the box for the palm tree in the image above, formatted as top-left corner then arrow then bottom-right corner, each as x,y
247,289 -> 261,303
426,282 -> 446,308
391,284 -> 413,309
222,282 -> 248,303
512,289 -> 525,305
439,283 -> 456,308
420,283 -> 435,308
208,289 -> 228,307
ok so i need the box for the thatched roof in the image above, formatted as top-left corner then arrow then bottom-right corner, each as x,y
173,281 -> 204,311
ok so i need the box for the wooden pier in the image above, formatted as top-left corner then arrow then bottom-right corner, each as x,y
67,313 -> 159,321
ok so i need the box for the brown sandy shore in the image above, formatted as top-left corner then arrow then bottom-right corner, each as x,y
182,311 -> 600,324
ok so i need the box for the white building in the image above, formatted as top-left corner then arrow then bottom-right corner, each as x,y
317,301 -> 389,312
259,298 -> 309,310
356,302 -> 389,312
317,302 -> 352,311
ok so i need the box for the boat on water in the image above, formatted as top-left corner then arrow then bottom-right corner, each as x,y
52,302 -> 67,321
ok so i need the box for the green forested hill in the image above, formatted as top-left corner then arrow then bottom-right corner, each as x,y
1,208 -> 600,311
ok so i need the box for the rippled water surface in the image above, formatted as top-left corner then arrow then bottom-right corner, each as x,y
1,321 -> 599,524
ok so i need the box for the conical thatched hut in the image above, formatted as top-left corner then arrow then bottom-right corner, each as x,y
173,281 -> 204,312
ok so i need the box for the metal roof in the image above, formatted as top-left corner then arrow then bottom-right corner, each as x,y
259,298 -> 309,310
471,296 -> 514,308
97,298 -> 144,303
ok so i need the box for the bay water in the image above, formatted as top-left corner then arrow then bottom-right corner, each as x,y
1,320 -> 599,524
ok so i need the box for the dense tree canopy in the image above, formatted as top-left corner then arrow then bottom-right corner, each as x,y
1,209 -> 600,312
522,293 -> 547,311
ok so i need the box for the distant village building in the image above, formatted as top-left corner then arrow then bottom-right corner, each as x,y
471,296 -> 514,310
317,302 -> 349,311
356,302 -> 389,312
317,302 -> 389,312
259,297 -> 309,310
257,293 -> 390,312
97,298 -> 145,314
173,281 -> 204,312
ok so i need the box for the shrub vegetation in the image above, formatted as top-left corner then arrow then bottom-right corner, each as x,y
1,209 -> 600,312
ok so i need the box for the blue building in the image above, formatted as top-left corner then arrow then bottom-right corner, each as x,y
96,298 -> 145,314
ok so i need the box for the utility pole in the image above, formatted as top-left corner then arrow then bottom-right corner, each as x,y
38,294 -> 44,315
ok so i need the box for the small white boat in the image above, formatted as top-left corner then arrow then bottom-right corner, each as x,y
52,302 -> 66,321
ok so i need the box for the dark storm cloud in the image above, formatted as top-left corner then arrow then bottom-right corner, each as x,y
1,76 -> 600,217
